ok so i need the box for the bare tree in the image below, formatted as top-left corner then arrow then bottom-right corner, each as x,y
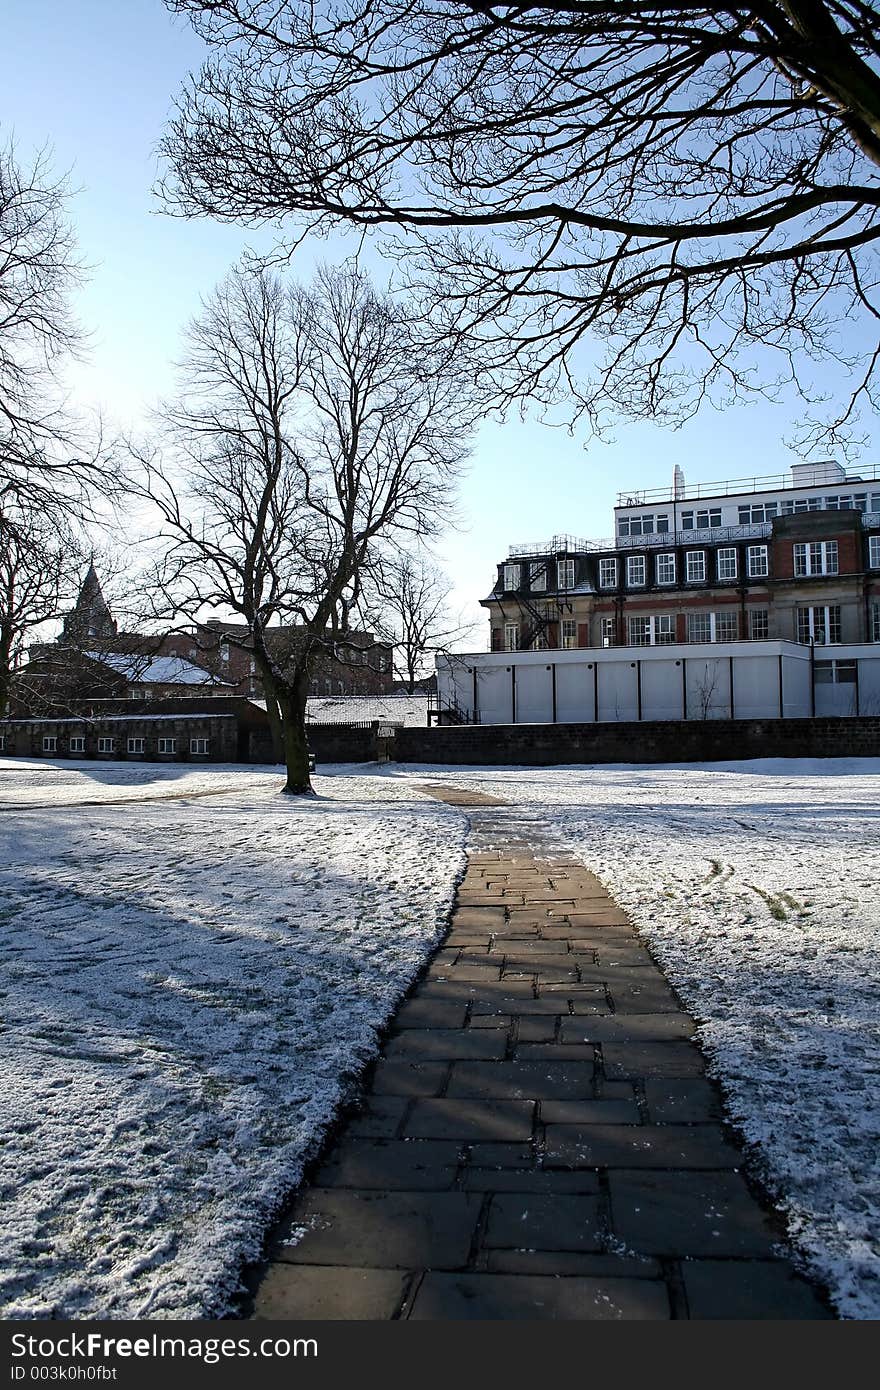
378,553 -> 474,692
135,264 -> 472,792
0,506 -> 84,716
163,1 -> 880,453
0,131 -> 113,517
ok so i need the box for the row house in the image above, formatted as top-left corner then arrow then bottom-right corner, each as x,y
484,461 -> 880,655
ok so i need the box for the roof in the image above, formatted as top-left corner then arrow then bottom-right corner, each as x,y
305,695 -> 429,727
85,653 -> 232,687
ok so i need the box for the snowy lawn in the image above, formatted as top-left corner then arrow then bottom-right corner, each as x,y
394,757 -> 880,1319
0,759 -> 466,1318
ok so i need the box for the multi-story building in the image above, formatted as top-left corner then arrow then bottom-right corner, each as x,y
484,461 -> 880,654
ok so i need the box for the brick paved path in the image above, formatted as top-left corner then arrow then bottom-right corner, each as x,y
251,789 -> 831,1320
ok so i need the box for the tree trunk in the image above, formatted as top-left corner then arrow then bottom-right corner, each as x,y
276,676 -> 313,794
0,625 -> 13,719
263,689 -> 284,763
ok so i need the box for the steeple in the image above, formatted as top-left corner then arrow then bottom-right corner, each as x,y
62,562 -> 118,645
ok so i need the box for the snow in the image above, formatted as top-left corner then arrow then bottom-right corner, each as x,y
398,757 -> 880,1320
0,759 -> 466,1318
85,653 -> 231,687
305,694 -> 429,726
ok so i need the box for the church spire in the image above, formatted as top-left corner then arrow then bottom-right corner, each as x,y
62,562 -> 118,645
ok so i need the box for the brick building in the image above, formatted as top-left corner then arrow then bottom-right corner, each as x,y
484,461 -> 880,655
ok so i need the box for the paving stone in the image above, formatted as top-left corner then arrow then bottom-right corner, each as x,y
467,1142 -> 535,1167
473,997 -> 564,1016
404,1098 -> 536,1141
515,1043 -> 596,1061
564,910 -> 632,926
681,1260 -> 833,1320
606,988 -> 682,1015
314,1139 -> 462,1190
383,1030 -> 507,1062
253,1264 -> 408,1320
448,1060 -> 594,1100
427,963 -> 504,982
463,1169 -> 601,1195
372,1061 -> 448,1096
491,939 -> 571,954
394,1000 -> 469,1030
485,1192 -> 603,1252
643,1079 -> 725,1123
517,1018 -> 558,1042
502,955 -> 580,974
602,1042 -> 706,1079
560,1014 -> 695,1044
540,1099 -> 641,1125
608,1171 -> 778,1256
483,1250 -> 662,1280
276,1190 -> 481,1269
451,908 -> 507,928
344,1096 -> 409,1138
422,979 -> 534,1004
468,1013 -> 511,1029
408,1271 -> 671,1320
456,893 -> 521,907
504,967 -> 580,984
545,1123 -> 742,1170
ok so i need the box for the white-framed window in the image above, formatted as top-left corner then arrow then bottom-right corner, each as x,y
42,736 -> 57,753
687,611 -> 738,643
738,503 -> 778,523
503,563 -> 520,591
747,545 -> 769,577
655,552 -> 676,585
685,550 -> 706,583
626,555 -> 646,587
504,622 -> 519,652
158,738 -> 177,754
69,736 -> 85,753
190,738 -> 209,755
716,547 -> 737,581
600,616 -> 617,647
748,609 -> 769,640
868,535 -> 880,569
686,613 -> 712,643
530,631 -> 549,651
598,558 -> 617,589
716,611 -> 738,642
220,643 -> 230,662
628,614 -> 675,646
557,558 -> 575,590
98,737 -> 115,753
127,737 -> 145,754
814,659 -> 857,685
561,618 -> 577,649
794,540 -> 838,576
871,601 -> 880,642
797,605 -> 842,645
681,508 -> 721,530
620,513 -> 668,535
530,562 -> 547,592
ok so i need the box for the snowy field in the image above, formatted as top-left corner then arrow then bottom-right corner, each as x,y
0,759 -> 466,1318
399,758 -> 880,1320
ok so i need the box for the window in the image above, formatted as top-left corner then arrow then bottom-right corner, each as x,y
530,631 -> 549,651
793,541 -> 838,576
687,613 -> 712,644
715,611 -> 739,642
598,558 -> 617,589
69,736 -> 85,753
249,659 -> 256,674
716,547 -> 737,581
748,609 -> 769,640
737,503 -> 778,524
626,555 -> 646,587
687,611 -> 738,643
561,618 -> 577,649
871,602 -> 880,642
681,508 -> 722,530
158,738 -> 177,754
190,738 -> 209,755
557,558 -> 575,589
655,553 -> 676,585
220,644 -> 230,662
503,563 -> 520,591
0,735 -> 5,752
127,737 -> 145,753
868,535 -> 880,569
504,622 -> 519,652
600,617 -> 617,647
814,660 -> 857,684
530,562 -> 547,592
628,614 -> 675,646
188,647 -> 197,658
747,545 -> 769,577
98,737 -> 115,753
42,736 -> 57,753
796,605 -> 842,644
685,551 -> 706,583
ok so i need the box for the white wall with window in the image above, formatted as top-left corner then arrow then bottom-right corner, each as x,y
617,512 -> 669,536
794,541 -> 838,576
814,659 -> 858,717
655,552 -> 676,585
680,508 -> 721,529
626,555 -> 646,587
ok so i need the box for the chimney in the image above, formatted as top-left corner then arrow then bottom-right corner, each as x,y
673,465 -> 686,499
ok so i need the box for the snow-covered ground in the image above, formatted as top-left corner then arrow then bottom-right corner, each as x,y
399,758 -> 880,1320
0,759 -> 466,1318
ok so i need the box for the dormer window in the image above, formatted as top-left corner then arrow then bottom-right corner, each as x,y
503,563 -> 520,591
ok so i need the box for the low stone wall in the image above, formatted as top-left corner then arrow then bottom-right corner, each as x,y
306,724 -> 377,763
392,717 -> 880,765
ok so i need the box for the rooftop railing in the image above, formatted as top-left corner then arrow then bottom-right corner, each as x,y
615,463 -> 880,507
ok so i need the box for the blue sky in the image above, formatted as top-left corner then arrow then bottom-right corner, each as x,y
6,1 -> 875,636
